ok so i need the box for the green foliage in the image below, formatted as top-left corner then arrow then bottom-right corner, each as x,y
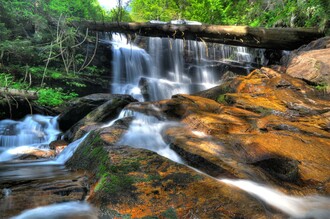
37,88 -> 78,106
0,73 -> 29,89
217,94 -> 227,104
129,0 -> 330,30
314,83 -> 329,92
65,81 -> 86,88
130,0 -> 180,21
47,0 -> 104,20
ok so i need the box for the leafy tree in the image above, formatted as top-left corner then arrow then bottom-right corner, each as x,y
131,0 -> 180,21
129,0 -> 329,31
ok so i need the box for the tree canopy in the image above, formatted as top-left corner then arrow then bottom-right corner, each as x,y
129,0 -> 329,30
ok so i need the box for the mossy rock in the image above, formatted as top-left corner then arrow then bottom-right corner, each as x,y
67,125 -> 271,218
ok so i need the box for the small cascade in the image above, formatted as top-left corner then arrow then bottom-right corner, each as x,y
0,115 -> 61,162
221,179 -> 330,219
108,34 -> 267,101
0,115 -> 59,148
53,134 -> 88,164
117,108 -> 184,163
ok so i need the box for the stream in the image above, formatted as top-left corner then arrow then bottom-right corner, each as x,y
1,34 -> 329,218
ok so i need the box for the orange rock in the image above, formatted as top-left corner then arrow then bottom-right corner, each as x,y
286,48 -> 330,86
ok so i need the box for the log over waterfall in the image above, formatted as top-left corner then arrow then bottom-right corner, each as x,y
75,21 -> 324,50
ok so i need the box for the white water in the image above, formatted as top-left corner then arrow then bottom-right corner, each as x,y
0,115 -> 60,162
10,201 -> 97,219
106,107 -> 184,163
53,133 -> 88,164
221,179 -> 330,218
109,33 -> 267,101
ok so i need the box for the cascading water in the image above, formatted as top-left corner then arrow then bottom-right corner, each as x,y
221,179 -> 330,219
2,34 -> 326,219
117,109 -> 184,163
0,115 -> 60,162
108,33 -> 267,101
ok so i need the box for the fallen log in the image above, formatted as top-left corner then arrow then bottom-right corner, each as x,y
0,88 -> 38,100
75,21 -> 324,50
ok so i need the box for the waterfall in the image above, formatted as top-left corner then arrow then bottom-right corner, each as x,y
0,115 -> 61,162
109,34 -> 267,101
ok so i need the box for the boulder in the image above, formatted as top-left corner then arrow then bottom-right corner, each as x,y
286,48 -> 330,86
57,94 -> 136,132
285,37 -> 330,89
49,140 -> 69,155
17,148 -> 55,160
64,95 -> 137,141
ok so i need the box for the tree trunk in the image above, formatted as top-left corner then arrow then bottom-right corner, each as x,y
0,88 -> 38,100
75,21 -> 324,50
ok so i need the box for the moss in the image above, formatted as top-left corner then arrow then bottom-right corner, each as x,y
314,83 -> 329,93
216,94 -> 227,104
163,173 -> 196,185
94,173 -> 109,192
109,159 -> 141,174
161,207 -> 178,219
255,107 -> 273,116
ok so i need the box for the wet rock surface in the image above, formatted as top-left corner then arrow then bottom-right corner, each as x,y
63,94 -> 137,141
0,163 -> 87,219
155,68 -> 330,195
57,94 -> 133,132
67,124 -> 280,218
61,63 -> 330,218
58,93 -> 137,134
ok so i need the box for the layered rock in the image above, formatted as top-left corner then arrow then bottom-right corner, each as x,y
67,121 -> 280,218
57,63 -> 330,218
285,37 -> 330,91
0,164 -> 87,218
154,68 -> 330,195
57,93 -> 137,133
63,94 -> 137,141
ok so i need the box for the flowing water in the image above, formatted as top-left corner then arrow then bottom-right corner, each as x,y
11,201 -> 97,219
0,115 -> 60,162
109,33 -> 267,101
1,35 -> 329,218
